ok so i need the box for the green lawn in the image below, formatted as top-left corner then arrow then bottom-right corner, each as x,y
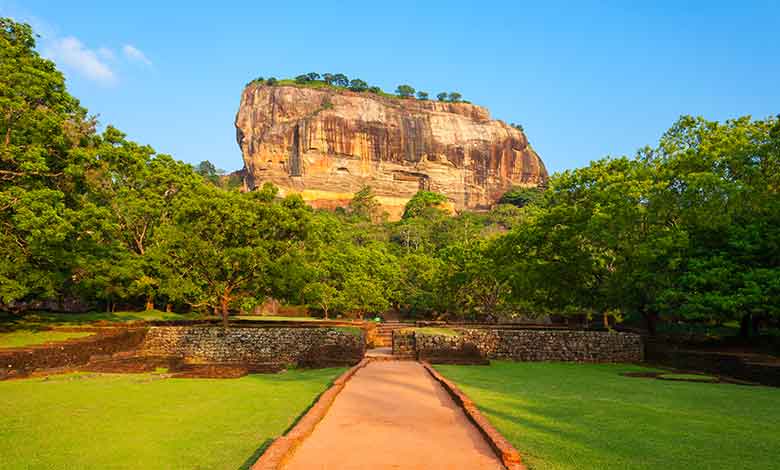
657,373 -> 718,382
412,327 -> 461,337
233,315 -> 324,322
0,330 -> 94,349
0,368 -> 344,470
1,310 -> 199,328
435,361 -> 780,470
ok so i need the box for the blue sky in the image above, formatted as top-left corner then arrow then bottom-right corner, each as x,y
2,1 -> 778,174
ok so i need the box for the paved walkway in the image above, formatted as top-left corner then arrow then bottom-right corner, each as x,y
283,361 -> 504,470
364,347 -> 393,359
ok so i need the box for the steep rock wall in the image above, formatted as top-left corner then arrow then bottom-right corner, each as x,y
235,85 -> 547,218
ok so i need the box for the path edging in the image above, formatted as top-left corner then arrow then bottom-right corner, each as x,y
421,361 -> 527,470
251,358 -> 371,470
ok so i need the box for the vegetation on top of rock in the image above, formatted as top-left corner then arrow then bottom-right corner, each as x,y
348,78 -> 369,92
396,84 -> 415,98
247,72 -> 467,103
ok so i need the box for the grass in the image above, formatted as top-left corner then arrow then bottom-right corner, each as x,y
413,327 -> 460,337
0,368 -> 345,470
0,310 -> 199,329
233,315 -> 325,322
434,361 -> 780,470
0,330 -> 94,349
333,326 -> 363,337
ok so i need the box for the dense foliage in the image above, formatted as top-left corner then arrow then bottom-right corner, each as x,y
2,19 -> 778,336
249,72 -> 466,102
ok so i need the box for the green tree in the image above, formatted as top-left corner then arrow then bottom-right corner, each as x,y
416,91 -> 429,100
650,115 -> 780,336
322,73 -> 335,85
303,281 -> 338,319
338,272 -> 390,319
436,92 -> 448,102
0,18 -> 98,308
333,74 -> 349,87
493,155 -> 689,331
156,187 -> 310,325
498,186 -> 543,207
448,92 -> 462,102
348,186 -> 382,222
397,253 -> 446,317
440,240 -> 513,321
396,84 -> 416,98
402,190 -> 449,219
82,129 -> 201,309
195,160 -> 222,184
348,79 -> 369,92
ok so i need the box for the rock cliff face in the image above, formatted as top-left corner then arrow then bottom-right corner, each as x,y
235,84 -> 547,218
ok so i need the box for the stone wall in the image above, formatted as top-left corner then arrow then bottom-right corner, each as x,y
646,340 -> 780,387
397,328 -> 643,363
140,326 -> 365,367
392,329 -> 416,358
0,328 -> 148,379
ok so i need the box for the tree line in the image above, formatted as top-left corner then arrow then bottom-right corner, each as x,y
249,71 -> 466,103
2,18 -> 779,337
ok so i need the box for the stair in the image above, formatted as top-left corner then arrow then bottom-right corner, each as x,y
373,322 -> 415,348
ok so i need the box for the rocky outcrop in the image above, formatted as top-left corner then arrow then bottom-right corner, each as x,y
235,84 -> 547,218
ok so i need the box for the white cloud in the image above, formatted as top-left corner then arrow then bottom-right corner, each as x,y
97,47 -> 115,61
122,44 -> 152,66
44,36 -> 116,85
1,9 -> 154,84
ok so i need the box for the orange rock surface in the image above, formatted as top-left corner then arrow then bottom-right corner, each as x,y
235,84 -> 547,218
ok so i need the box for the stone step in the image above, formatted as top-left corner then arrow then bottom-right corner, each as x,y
376,326 -> 414,332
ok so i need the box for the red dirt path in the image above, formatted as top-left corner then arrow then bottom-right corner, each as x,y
282,361 -> 504,470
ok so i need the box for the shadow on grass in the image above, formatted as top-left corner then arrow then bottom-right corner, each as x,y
235,366 -> 349,469
0,310 -> 200,329
238,438 -> 273,470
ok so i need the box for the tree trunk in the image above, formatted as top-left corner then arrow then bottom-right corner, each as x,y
220,292 -> 230,328
740,313 -> 752,339
643,311 -> 657,336
145,295 -> 154,311
323,306 -> 329,320
751,314 -> 763,337
165,303 -> 172,313
603,313 -> 610,330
